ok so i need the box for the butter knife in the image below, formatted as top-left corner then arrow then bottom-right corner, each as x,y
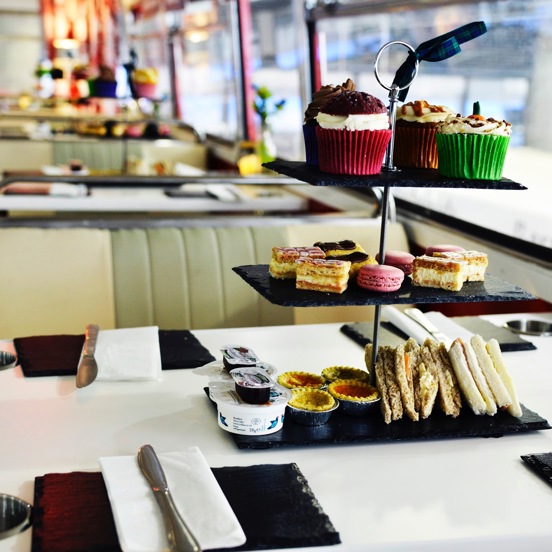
137,444 -> 202,552
403,308 -> 453,348
76,324 -> 99,388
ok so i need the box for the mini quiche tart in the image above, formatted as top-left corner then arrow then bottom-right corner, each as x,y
288,388 -> 336,411
321,365 -> 370,384
277,371 -> 326,389
328,379 -> 379,402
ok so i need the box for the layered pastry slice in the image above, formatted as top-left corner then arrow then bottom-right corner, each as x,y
295,258 -> 351,293
412,255 -> 467,291
269,246 -> 325,279
431,250 -> 488,282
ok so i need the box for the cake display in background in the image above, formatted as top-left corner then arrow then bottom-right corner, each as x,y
303,79 -> 355,166
393,100 -> 455,169
435,102 -> 512,180
132,67 -> 159,98
315,90 -> 391,175
88,65 -> 118,98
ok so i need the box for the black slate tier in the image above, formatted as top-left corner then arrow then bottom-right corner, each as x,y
233,265 -> 535,307
204,389 -> 550,450
264,160 -> 527,189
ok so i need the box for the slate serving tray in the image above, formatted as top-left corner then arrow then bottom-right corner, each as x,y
205,390 -> 550,450
264,160 -> 527,190
341,317 -> 536,352
233,265 -> 535,307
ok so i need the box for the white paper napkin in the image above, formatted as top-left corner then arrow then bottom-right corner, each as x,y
99,447 -> 246,552
95,326 -> 162,381
382,306 -> 473,346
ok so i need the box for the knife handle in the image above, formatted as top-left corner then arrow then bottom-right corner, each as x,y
138,445 -> 202,552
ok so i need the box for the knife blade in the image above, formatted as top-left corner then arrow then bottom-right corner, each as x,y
403,308 -> 453,348
76,324 -> 99,388
137,444 -> 202,552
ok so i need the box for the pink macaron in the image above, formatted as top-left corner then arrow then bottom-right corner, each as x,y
375,250 -> 415,275
357,264 -> 404,292
425,244 -> 465,256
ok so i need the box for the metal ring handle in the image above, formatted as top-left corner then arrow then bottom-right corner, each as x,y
374,40 -> 419,92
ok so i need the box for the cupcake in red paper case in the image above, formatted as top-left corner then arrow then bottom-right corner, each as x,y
315,90 -> 391,175
435,103 -> 512,180
303,78 -> 356,166
394,100 -> 455,169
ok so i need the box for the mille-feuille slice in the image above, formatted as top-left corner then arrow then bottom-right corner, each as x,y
269,246 -> 325,279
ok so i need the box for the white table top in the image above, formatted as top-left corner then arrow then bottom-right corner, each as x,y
1,312 -> 552,552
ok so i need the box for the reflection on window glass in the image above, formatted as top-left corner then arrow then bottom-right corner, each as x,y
250,0 -> 306,160
176,3 -> 240,140
317,0 -> 552,150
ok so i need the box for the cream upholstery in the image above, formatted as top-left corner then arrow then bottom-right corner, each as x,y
0,220 -> 409,338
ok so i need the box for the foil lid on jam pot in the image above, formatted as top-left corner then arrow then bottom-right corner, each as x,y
230,367 -> 275,404
220,344 -> 259,371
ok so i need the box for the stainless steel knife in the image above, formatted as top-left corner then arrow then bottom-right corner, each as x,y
76,324 -> 99,388
403,308 -> 453,348
137,444 -> 202,552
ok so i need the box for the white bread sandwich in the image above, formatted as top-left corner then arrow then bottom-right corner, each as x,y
470,334 -> 512,409
485,338 -> 522,417
448,339 -> 488,415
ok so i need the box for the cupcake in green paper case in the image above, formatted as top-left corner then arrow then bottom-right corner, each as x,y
435,102 -> 512,180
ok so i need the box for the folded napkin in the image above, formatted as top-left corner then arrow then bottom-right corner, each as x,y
381,306 -> 473,346
99,447 -> 246,551
521,452 -> 552,488
95,327 -> 162,381
14,329 -> 215,377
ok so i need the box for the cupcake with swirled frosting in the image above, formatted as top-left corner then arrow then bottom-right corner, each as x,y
394,100 -> 455,169
303,79 -> 355,166
315,90 -> 391,175
435,103 -> 512,180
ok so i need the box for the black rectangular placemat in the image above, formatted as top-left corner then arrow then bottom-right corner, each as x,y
205,388 -> 550,450
14,330 -> 215,377
31,464 -> 340,551
233,265 -> 534,307
341,316 -> 536,352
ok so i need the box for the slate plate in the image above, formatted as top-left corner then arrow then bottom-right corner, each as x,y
520,452 -> 552,488
264,160 -> 527,190
233,265 -> 535,307
341,317 -> 536,352
205,389 -> 550,450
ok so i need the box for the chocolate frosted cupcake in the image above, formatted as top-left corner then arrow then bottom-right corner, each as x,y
436,106 -> 512,180
394,100 -> 455,169
315,90 -> 391,175
303,79 -> 355,166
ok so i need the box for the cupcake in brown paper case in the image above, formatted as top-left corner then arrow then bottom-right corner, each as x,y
393,100 -> 455,169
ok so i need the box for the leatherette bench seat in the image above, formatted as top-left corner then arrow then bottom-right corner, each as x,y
0,220 -> 409,338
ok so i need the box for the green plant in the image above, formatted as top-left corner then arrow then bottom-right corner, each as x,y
252,85 -> 286,124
